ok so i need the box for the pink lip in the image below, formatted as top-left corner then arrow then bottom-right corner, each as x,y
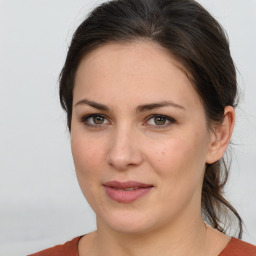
103,181 -> 153,203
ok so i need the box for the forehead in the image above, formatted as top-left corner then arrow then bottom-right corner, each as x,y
77,40 -> 187,79
74,41 -> 202,112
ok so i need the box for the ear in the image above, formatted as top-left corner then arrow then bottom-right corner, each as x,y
206,106 -> 235,164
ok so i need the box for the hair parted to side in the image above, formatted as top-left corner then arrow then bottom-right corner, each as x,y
59,0 -> 243,238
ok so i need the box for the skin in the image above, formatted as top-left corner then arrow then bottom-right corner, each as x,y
71,41 -> 235,256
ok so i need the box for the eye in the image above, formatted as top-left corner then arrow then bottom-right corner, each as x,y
80,114 -> 109,128
146,114 -> 175,128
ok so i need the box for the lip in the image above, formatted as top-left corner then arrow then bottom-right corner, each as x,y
103,180 -> 153,203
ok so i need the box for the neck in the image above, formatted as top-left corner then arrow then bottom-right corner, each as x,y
91,214 -> 208,256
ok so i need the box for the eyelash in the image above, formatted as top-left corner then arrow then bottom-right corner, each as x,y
146,114 -> 176,129
80,114 -> 176,129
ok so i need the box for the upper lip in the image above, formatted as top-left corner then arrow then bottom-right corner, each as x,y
103,180 -> 153,189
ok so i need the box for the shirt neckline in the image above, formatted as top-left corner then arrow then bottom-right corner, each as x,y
76,235 -> 236,255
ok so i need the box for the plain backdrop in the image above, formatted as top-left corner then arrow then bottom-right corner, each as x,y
1,0 -> 255,255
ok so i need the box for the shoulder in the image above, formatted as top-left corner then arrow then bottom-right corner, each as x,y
219,237 -> 256,256
28,236 -> 84,256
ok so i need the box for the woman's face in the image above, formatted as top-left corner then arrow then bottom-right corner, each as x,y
71,41 -> 214,234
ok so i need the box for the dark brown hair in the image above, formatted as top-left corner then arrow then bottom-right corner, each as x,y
59,0 -> 243,238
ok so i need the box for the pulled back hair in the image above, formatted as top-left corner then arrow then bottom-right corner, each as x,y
59,0 -> 243,238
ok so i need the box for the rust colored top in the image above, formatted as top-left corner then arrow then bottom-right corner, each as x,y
28,236 -> 82,256
219,237 -> 256,256
28,236 -> 256,256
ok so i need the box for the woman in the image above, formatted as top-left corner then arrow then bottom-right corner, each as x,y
29,0 -> 256,255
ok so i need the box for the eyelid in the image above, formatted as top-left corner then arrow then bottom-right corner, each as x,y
80,113 -> 110,128
144,114 -> 176,128
80,113 -> 176,129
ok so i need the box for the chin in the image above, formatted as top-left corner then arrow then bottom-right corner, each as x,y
97,208 -> 161,235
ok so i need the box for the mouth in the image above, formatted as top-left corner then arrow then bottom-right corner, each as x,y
112,187 -> 140,191
103,181 -> 154,203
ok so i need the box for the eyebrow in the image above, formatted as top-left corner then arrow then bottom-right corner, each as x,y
136,101 -> 185,112
75,99 -> 110,111
74,99 -> 186,112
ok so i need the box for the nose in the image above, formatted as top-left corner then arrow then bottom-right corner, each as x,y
106,127 -> 143,170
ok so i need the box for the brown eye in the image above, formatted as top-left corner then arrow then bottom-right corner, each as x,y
146,114 -> 175,128
93,116 -> 105,124
154,116 -> 167,125
80,114 -> 109,128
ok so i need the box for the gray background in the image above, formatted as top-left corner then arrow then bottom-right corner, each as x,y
0,0 -> 255,255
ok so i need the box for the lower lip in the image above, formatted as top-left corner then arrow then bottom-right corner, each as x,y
104,186 -> 153,203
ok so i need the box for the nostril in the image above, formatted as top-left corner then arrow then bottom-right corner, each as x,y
106,130 -> 143,169
106,146 -> 143,170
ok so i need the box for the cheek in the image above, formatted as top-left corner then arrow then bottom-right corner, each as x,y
71,132 -> 105,184
146,136 -> 191,170
71,134 -> 106,208
147,133 -> 208,214
147,130 -> 208,183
